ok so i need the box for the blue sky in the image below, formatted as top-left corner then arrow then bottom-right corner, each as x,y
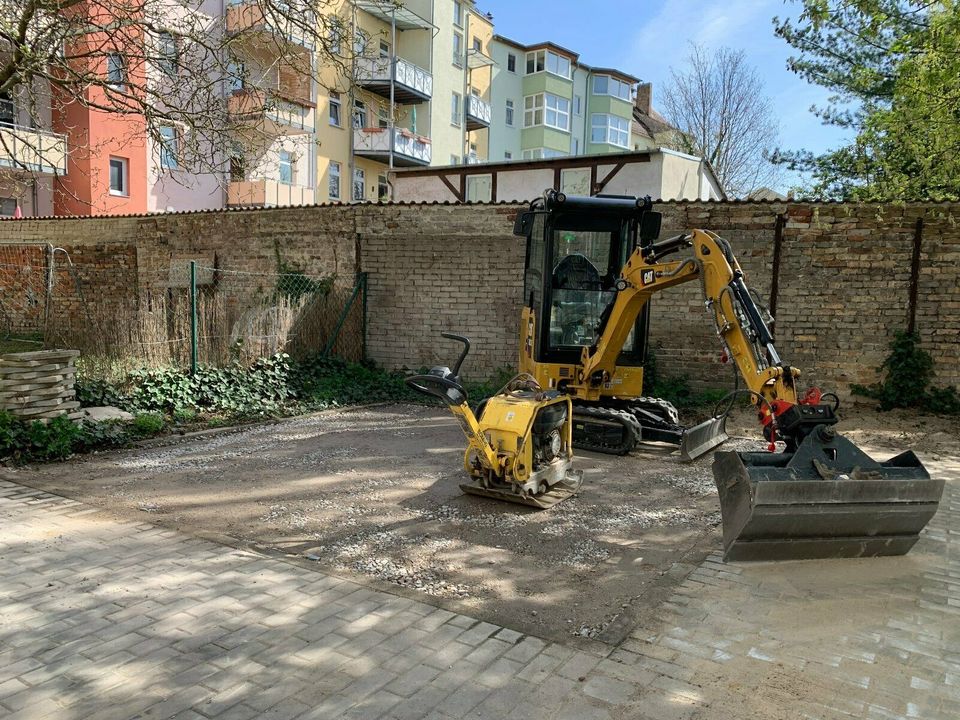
481,0 -> 850,191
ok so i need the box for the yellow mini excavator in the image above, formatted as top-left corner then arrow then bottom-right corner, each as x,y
406,191 -> 944,560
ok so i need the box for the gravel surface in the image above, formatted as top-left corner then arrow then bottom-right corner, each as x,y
8,402 -> 954,645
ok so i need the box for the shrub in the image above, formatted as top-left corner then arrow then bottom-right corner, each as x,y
853,331 -> 960,414
131,413 -> 166,436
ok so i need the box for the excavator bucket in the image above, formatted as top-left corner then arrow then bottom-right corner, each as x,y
679,415 -> 729,461
712,427 -> 944,562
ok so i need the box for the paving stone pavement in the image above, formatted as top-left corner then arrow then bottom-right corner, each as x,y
1,461 -> 957,720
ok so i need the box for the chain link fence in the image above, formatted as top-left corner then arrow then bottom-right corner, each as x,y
0,244 -> 366,379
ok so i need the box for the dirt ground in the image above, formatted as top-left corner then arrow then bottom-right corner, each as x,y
5,402 -> 958,647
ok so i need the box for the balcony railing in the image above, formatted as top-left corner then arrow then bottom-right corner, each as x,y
226,0 -> 315,51
353,127 -> 431,167
229,89 -> 315,136
356,56 -> 433,104
227,178 -> 315,207
0,123 -> 68,176
465,95 -> 491,131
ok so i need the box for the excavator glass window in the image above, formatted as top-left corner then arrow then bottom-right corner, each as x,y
524,210 -> 648,366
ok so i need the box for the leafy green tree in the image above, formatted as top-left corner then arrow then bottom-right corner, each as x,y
773,1 -> 960,200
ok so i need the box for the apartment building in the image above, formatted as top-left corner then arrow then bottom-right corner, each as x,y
487,36 -> 639,163
0,76 -> 66,217
315,0 -> 494,204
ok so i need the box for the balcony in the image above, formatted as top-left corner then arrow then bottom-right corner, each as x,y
353,127 -> 431,167
229,89 -> 315,136
226,0 -> 315,52
465,95 -> 491,131
356,57 -> 432,104
227,179 -> 314,207
0,124 -> 67,176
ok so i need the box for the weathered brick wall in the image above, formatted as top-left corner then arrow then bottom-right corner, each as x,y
1,201 -> 957,397
357,204 -> 525,375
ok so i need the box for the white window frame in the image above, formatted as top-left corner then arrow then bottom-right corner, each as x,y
574,94 -> 582,116
353,99 -> 366,128
159,126 -> 179,170
278,150 -> 295,185
592,75 -> 632,101
453,1 -> 463,27
156,31 -> 178,77
522,148 -> 568,160
505,98 -> 514,127
450,154 -> 460,165
465,174 -> 492,203
572,136 -> 580,155
507,53 -> 517,73
329,161 -> 341,200
591,113 -> 630,148
378,173 -> 389,201
452,32 -> 463,67
107,53 -> 126,89
524,93 -> 569,131
525,49 -> 571,79
451,91 -> 461,127
109,156 -> 129,196
504,151 -> 512,160
329,91 -> 342,127
328,18 -> 344,55
353,167 -> 365,201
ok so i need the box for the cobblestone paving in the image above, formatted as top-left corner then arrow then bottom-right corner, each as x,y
1,460 -> 957,720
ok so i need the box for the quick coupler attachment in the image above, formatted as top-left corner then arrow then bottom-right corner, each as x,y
712,426 -> 944,562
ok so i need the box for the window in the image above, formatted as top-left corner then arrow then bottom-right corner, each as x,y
329,91 -> 342,126
545,94 -> 570,131
157,32 -> 178,77
329,161 -> 341,200
523,94 -> 543,127
328,18 -> 344,55
379,41 -> 390,60
574,94 -> 582,116
354,29 -> 369,56
353,99 -> 366,128
159,126 -> 178,170
450,154 -> 460,165
451,92 -> 461,126
507,53 -> 517,73
525,50 -> 571,79
109,157 -> 128,196
106,53 -> 126,89
473,37 -> 482,53
279,151 -> 294,185
378,173 -> 389,201
504,151 -> 512,160
227,61 -> 245,93
524,93 -> 568,131
505,99 -> 514,126
353,167 -> 365,201
452,32 -> 463,66
0,198 -> 17,216
0,92 -> 14,127
572,136 -> 580,155
593,75 -> 632,101
453,1 -> 463,27
378,105 -> 389,128
521,148 -> 568,160
230,153 -> 246,182
591,113 -> 630,148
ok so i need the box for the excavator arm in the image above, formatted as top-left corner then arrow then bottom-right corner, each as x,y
574,228 -> 806,448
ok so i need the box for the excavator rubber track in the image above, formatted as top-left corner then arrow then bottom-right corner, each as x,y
460,470 -> 584,509
571,404 -> 641,455
713,427 -> 944,562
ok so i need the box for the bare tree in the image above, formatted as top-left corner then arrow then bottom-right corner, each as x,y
0,0 -> 365,205
660,44 -> 781,198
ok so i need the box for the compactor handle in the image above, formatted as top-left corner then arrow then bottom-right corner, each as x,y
441,332 -> 471,377
405,373 -> 468,407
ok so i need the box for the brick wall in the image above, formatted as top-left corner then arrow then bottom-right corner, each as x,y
1,200 -> 957,396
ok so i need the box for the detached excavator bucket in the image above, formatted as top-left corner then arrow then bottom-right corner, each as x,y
712,427 -> 944,562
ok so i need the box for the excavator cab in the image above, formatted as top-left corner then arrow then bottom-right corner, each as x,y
515,193 -> 725,458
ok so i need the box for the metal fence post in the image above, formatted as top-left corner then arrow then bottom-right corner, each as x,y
189,260 -> 198,373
